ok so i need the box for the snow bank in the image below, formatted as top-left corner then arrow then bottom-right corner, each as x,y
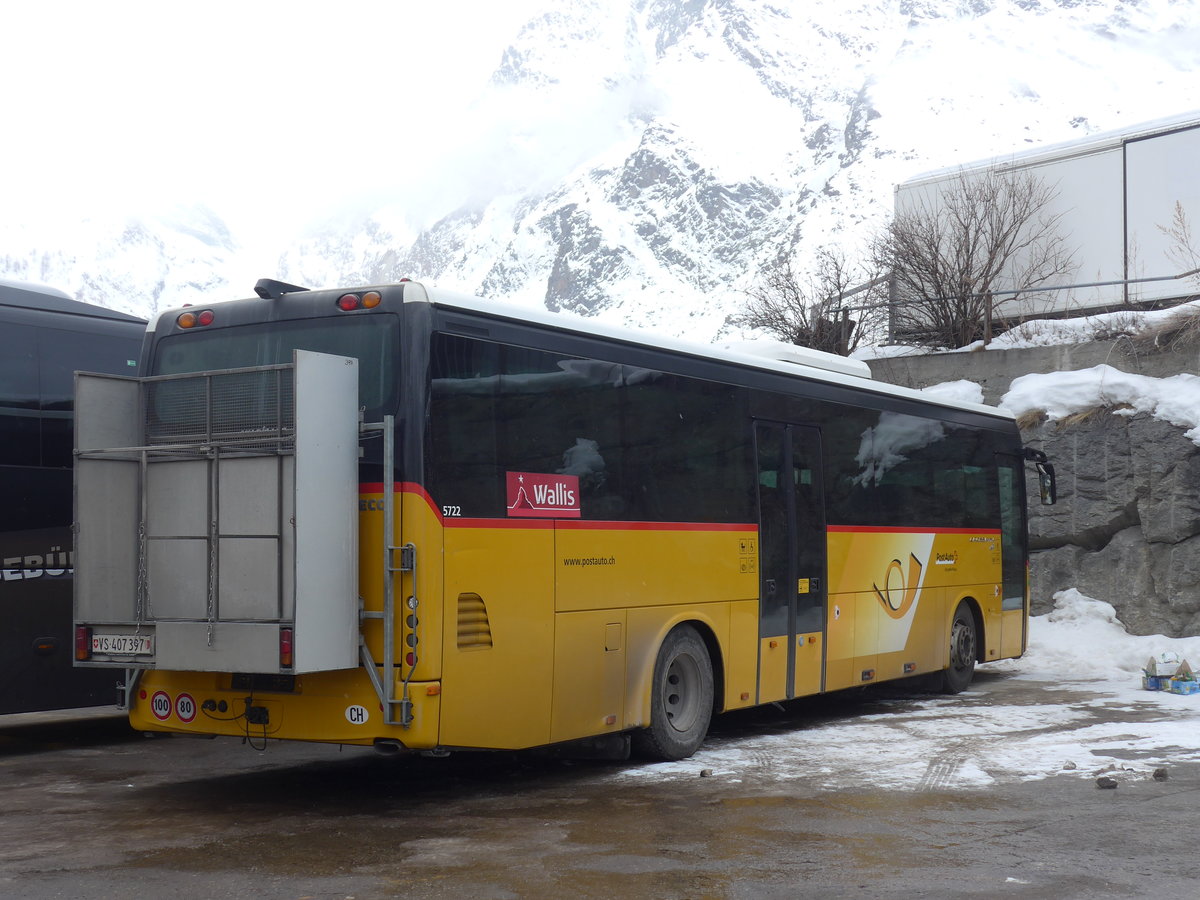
1020,589 -> 1200,681
919,379 -> 984,406
1000,364 -> 1200,445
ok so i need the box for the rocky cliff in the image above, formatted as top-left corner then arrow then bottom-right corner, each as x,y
1024,412 -> 1200,636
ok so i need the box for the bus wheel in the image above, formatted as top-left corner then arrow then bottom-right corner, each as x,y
941,603 -> 977,694
633,624 -> 714,761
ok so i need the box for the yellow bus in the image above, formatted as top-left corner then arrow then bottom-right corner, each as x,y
73,279 -> 1054,760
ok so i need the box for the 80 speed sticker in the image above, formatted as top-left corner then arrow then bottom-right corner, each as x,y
175,692 -> 197,723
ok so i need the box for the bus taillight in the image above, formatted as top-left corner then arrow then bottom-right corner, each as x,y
177,310 -> 214,328
74,626 -> 92,661
279,627 -> 294,668
336,291 -> 381,311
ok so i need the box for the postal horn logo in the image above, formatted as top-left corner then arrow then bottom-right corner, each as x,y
873,553 -> 923,620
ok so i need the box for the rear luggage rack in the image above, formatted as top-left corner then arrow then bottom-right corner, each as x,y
74,350 -> 360,676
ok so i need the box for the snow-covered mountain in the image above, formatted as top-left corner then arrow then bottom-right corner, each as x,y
0,206 -> 237,320
6,0 -> 1200,341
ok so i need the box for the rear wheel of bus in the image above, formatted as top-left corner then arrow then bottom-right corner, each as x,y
633,624 -> 714,761
941,602 -> 977,694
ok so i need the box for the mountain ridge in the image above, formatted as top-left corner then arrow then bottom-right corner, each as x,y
5,0 -> 1200,342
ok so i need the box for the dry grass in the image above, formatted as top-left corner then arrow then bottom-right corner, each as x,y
1016,403 -> 1133,432
1059,403 -> 1134,427
1132,303 -> 1200,353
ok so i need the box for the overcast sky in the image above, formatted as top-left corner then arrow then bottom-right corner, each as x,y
8,0 -> 1200,268
3,1 -> 545,239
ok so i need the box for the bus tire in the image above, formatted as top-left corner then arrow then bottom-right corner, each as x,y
632,624 -> 714,761
941,603 -> 977,694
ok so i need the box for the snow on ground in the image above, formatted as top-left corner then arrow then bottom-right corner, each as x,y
620,591 -> 1200,791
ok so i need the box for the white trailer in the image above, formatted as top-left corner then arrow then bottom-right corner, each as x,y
894,110 -> 1200,323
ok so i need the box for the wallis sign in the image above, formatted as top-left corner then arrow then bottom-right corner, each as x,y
506,472 -> 581,518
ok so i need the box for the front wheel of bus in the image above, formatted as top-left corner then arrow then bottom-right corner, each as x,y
633,624 -> 714,761
941,603 -> 977,694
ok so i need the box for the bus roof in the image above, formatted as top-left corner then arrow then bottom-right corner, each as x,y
0,278 -> 146,324
404,282 -> 1014,423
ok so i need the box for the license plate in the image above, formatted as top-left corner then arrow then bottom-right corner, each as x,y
91,633 -> 154,655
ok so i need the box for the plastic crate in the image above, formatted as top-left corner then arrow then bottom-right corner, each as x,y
1143,674 -> 1170,691
1168,679 -> 1200,695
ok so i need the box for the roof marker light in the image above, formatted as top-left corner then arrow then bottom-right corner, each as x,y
337,293 -> 360,311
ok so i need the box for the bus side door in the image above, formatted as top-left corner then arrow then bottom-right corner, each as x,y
754,421 -> 827,703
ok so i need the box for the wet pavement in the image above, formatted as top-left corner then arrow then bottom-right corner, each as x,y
1,672 -> 1198,899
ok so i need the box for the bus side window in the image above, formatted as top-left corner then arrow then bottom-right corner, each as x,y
39,327 -> 142,468
0,323 -> 40,467
428,334 -> 503,517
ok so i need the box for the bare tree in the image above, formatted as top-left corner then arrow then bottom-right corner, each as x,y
877,168 -> 1076,348
733,248 -> 887,356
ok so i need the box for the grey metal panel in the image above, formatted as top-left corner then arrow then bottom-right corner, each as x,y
281,456 -> 296,620
218,456 -> 282,536
218,538 -> 280,620
292,350 -> 359,673
75,373 -> 141,452
145,460 -> 208,537
156,622 -> 280,673
1126,125 -> 1200,302
75,458 -> 139,621
995,149 -> 1124,317
147,539 -> 208,619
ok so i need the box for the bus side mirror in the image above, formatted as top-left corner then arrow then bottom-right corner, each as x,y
1035,462 -> 1056,506
1023,448 -> 1057,506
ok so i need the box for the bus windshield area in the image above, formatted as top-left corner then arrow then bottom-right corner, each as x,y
152,315 -> 399,415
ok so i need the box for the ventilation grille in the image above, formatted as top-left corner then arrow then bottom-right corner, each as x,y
456,593 -> 493,650
145,368 -> 295,453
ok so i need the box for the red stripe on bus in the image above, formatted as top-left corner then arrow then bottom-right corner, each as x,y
358,487 -> 995,537
358,484 -> 756,533
360,481 -> 443,521
557,520 -> 757,532
827,525 -> 1001,535
360,481 -> 430,498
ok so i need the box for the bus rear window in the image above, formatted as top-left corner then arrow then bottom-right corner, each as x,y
151,316 -> 399,415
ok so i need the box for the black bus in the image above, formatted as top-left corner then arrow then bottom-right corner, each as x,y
0,279 -> 145,714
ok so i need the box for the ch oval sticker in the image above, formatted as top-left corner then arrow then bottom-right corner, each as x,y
345,705 -> 370,725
